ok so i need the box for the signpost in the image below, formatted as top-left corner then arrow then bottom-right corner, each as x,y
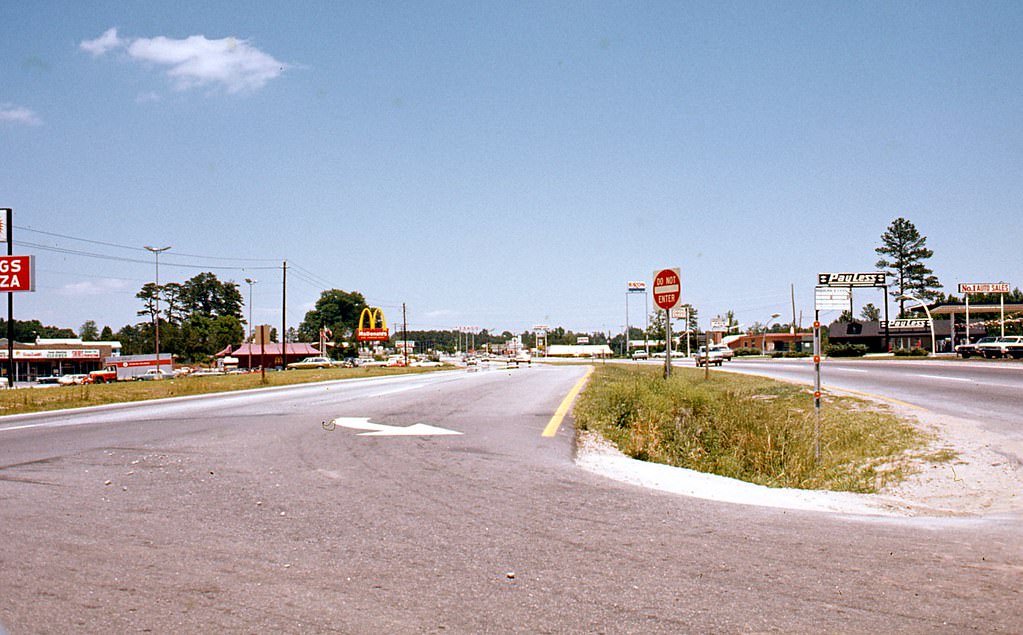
0,209 -> 37,386
653,268 -> 681,378
959,282 -> 1011,340
818,271 -> 889,351
625,281 -> 648,359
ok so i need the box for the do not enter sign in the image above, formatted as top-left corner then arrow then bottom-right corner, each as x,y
653,268 -> 681,310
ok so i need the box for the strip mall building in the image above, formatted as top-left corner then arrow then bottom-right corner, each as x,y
0,338 -> 122,382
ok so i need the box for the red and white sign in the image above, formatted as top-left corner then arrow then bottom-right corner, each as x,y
652,268 -> 681,310
627,280 -> 646,292
0,255 -> 33,292
959,282 -> 1010,294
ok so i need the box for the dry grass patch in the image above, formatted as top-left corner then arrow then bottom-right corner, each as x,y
573,365 -> 925,493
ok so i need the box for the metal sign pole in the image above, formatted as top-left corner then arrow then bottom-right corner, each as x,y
4,208 -> 13,386
664,310 -> 672,379
813,310 -> 822,462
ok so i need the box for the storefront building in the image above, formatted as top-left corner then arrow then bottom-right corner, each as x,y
0,338 -> 121,382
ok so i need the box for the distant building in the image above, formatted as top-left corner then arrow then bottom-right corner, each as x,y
546,344 -> 613,358
0,338 -> 121,381
826,319 -> 985,353
726,332 -> 814,354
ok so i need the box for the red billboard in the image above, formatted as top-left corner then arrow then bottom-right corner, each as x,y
0,255 -> 34,292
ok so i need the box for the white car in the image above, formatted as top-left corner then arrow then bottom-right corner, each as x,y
136,369 -> 175,381
286,356 -> 337,370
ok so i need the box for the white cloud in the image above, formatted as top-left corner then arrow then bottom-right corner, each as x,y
0,104 -> 42,126
135,91 -> 162,104
80,27 -> 125,56
81,27 -> 290,94
59,278 -> 132,297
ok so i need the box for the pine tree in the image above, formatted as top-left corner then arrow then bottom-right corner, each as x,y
874,217 -> 941,316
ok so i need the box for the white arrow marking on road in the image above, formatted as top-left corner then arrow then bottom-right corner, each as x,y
330,417 -> 463,436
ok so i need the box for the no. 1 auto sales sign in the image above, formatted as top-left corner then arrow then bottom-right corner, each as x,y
653,268 -> 681,310
0,255 -> 34,292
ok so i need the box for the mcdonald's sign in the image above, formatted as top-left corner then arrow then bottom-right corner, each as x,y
356,307 -> 390,342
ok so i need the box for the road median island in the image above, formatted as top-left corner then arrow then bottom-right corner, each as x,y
572,364 -> 929,494
0,366 -> 452,417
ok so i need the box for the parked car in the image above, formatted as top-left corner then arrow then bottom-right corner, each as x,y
955,336 -> 998,359
979,336 -> 1023,359
36,375 -> 62,385
136,369 -> 175,381
286,356 -> 336,370
632,350 -> 649,360
58,373 -> 90,386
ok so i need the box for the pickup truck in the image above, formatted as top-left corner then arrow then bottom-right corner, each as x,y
978,336 -> 1023,359
88,368 -> 119,383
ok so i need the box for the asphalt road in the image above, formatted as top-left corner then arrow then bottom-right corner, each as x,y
1,364 -> 1021,633
720,357 -> 1023,438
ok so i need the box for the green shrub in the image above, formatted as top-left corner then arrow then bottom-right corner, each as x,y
825,343 -> 868,357
893,348 -> 929,357
733,347 -> 761,357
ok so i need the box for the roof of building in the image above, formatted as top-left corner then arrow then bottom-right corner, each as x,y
216,343 -> 322,358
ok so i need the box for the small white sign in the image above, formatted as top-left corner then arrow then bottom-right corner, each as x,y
671,307 -> 689,320
710,318 -> 727,331
815,286 -> 852,310
627,280 -> 646,292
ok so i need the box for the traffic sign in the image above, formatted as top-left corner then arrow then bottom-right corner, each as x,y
652,268 -> 681,310
0,255 -> 34,292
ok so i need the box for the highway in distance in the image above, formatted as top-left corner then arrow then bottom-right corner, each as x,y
1,364 -> 1020,633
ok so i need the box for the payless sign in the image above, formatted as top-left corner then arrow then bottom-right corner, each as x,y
0,255 -> 34,292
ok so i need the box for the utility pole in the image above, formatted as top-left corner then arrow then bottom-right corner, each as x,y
281,260 -> 287,368
402,303 -> 409,367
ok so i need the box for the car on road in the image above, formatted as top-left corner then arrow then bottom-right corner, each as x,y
955,336 -> 998,358
286,356 -> 337,370
710,344 -> 734,361
507,351 -> 532,366
632,350 -> 649,360
694,346 -> 725,367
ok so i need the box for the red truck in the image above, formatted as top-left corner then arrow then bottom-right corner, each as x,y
87,367 -> 118,383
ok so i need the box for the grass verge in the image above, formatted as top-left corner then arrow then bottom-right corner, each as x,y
0,366 -> 450,417
573,364 -> 925,493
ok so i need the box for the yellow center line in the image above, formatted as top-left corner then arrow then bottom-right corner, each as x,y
542,366 -> 594,437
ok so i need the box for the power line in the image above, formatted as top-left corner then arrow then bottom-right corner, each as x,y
15,225 -> 280,262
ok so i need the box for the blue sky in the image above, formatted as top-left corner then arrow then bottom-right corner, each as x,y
2,1 -> 1022,337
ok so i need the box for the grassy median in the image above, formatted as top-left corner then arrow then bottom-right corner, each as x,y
0,366 -> 450,417
573,364 -> 925,493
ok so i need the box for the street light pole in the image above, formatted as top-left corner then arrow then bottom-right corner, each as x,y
244,278 -> 257,339
762,313 -> 781,355
898,294 -> 936,354
144,245 -> 171,371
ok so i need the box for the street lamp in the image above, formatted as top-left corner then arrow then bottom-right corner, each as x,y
144,245 -> 171,370
762,313 -> 781,355
897,294 -> 936,355
244,278 -> 257,339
